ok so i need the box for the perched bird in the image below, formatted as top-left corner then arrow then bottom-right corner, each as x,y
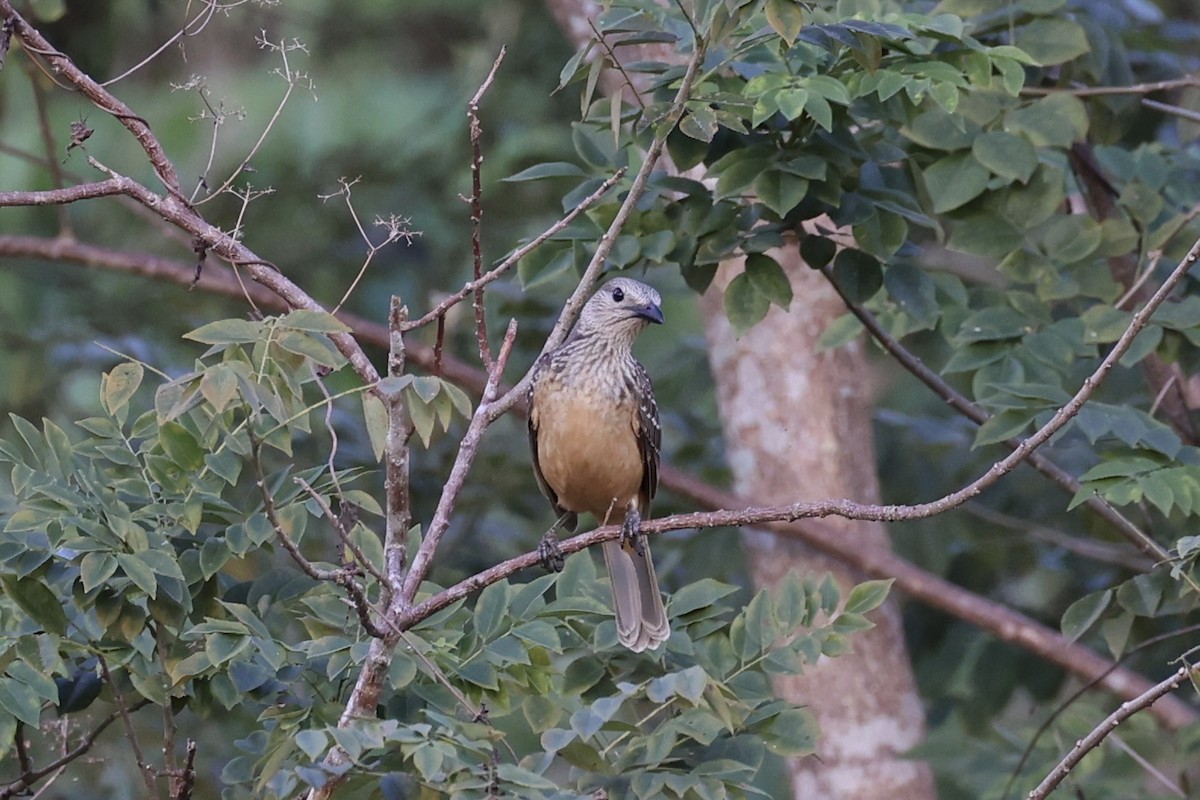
528,277 -> 669,652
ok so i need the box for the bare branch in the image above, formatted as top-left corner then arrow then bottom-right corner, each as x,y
488,39 -> 708,422
0,700 -> 152,799
0,0 -> 184,196
465,46 -> 507,370
97,654 -> 157,795
1028,663 -> 1198,800
0,177 -> 131,206
399,319 -> 519,601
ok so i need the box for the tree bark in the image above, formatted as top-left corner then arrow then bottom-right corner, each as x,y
700,246 -> 936,799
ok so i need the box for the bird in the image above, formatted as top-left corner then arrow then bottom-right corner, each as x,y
527,277 -> 670,653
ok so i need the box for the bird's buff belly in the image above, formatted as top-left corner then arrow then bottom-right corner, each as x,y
535,393 -> 643,521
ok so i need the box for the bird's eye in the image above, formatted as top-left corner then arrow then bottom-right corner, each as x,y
611,287 -> 625,302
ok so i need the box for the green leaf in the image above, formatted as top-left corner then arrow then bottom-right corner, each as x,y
800,235 -> 837,269
117,552 -> 159,598
159,422 -> 205,472
922,152 -> 990,213
361,392 -> 388,462
102,362 -> 144,417
1080,305 -> 1132,344
725,272 -> 770,335
844,580 -> 893,614
1004,94 -> 1088,148
1061,589 -> 1111,643
1013,17 -> 1090,66
473,581 -> 509,642
679,104 -> 718,142
669,579 -> 739,617
280,310 -> 350,333
753,171 -> 808,218
831,249 -> 883,304
817,313 -> 864,351
0,576 -> 68,635
955,307 -> 1033,344
971,131 -> 1038,183
0,677 -> 41,727
884,263 -> 939,326
764,0 -> 804,45
502,162 -> 586,182
184,318 -> 265,345
745,254 -> 793,308
200,364 -> 239,413
295,729 -> 328,760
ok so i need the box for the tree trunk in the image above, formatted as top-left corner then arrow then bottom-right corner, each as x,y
700,246 -> 936,799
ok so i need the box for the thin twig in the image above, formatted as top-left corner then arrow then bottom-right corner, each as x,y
251,439 -> 386,638
0,0 -> 184,196
1020,76 -> 1200,97
487,40 -> 708,423
465,47 -> 506,370
399,320 -> 519,602
97,654 -> 157,795
102,0 -> 218,87
295,476 -> 387,584
1027,663 -> 1197,800
399,168 -> 626,332
0,700 -> 152,799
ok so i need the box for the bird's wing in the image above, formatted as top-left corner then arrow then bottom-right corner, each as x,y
527,355 -> 561,511
632,360 -> 661,512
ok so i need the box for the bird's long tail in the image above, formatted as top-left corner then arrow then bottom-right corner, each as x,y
603,539 -> 670,652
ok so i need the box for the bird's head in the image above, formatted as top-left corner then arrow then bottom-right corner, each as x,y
576,278 -> 664,344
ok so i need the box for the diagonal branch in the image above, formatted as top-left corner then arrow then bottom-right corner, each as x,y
0,0 -> 184,196
819,264 -> 1171,563
486,38 -> 708,422
4,233 -> 1197,731
1028,663 -> 1198,799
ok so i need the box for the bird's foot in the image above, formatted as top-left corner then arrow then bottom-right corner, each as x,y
538,531 -> 565,572
620,508 -> 645,557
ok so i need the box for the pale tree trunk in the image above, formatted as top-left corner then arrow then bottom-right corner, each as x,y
700,248 -> 935,799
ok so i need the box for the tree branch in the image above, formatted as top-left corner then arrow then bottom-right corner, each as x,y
819,264 -> 1171,563
399,319 -> 519,602
1028,663 -> 1198,800
4,235 -> 1197,729
0,0 -> 184,196
487,38 -> 708,422
465,46 -> 506,370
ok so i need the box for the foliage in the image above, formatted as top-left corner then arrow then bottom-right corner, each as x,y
514,0 -> 1200,794
0,309 -> 890,797
4,0 -> 1200,797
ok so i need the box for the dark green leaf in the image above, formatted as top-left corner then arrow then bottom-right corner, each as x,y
745,254 -> 793,308
725,272 -> 770,334
1061,590 -> 1111,643
971,131 -> 1038,183
922,152 -> 990,213
0,576 -> 68,635
831,249 -> 883,304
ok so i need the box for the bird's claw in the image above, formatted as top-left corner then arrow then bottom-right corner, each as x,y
620,512 -> 645,557
538,531 -> 565,572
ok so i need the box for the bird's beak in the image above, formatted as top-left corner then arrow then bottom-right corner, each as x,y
635,302 -> 664,325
